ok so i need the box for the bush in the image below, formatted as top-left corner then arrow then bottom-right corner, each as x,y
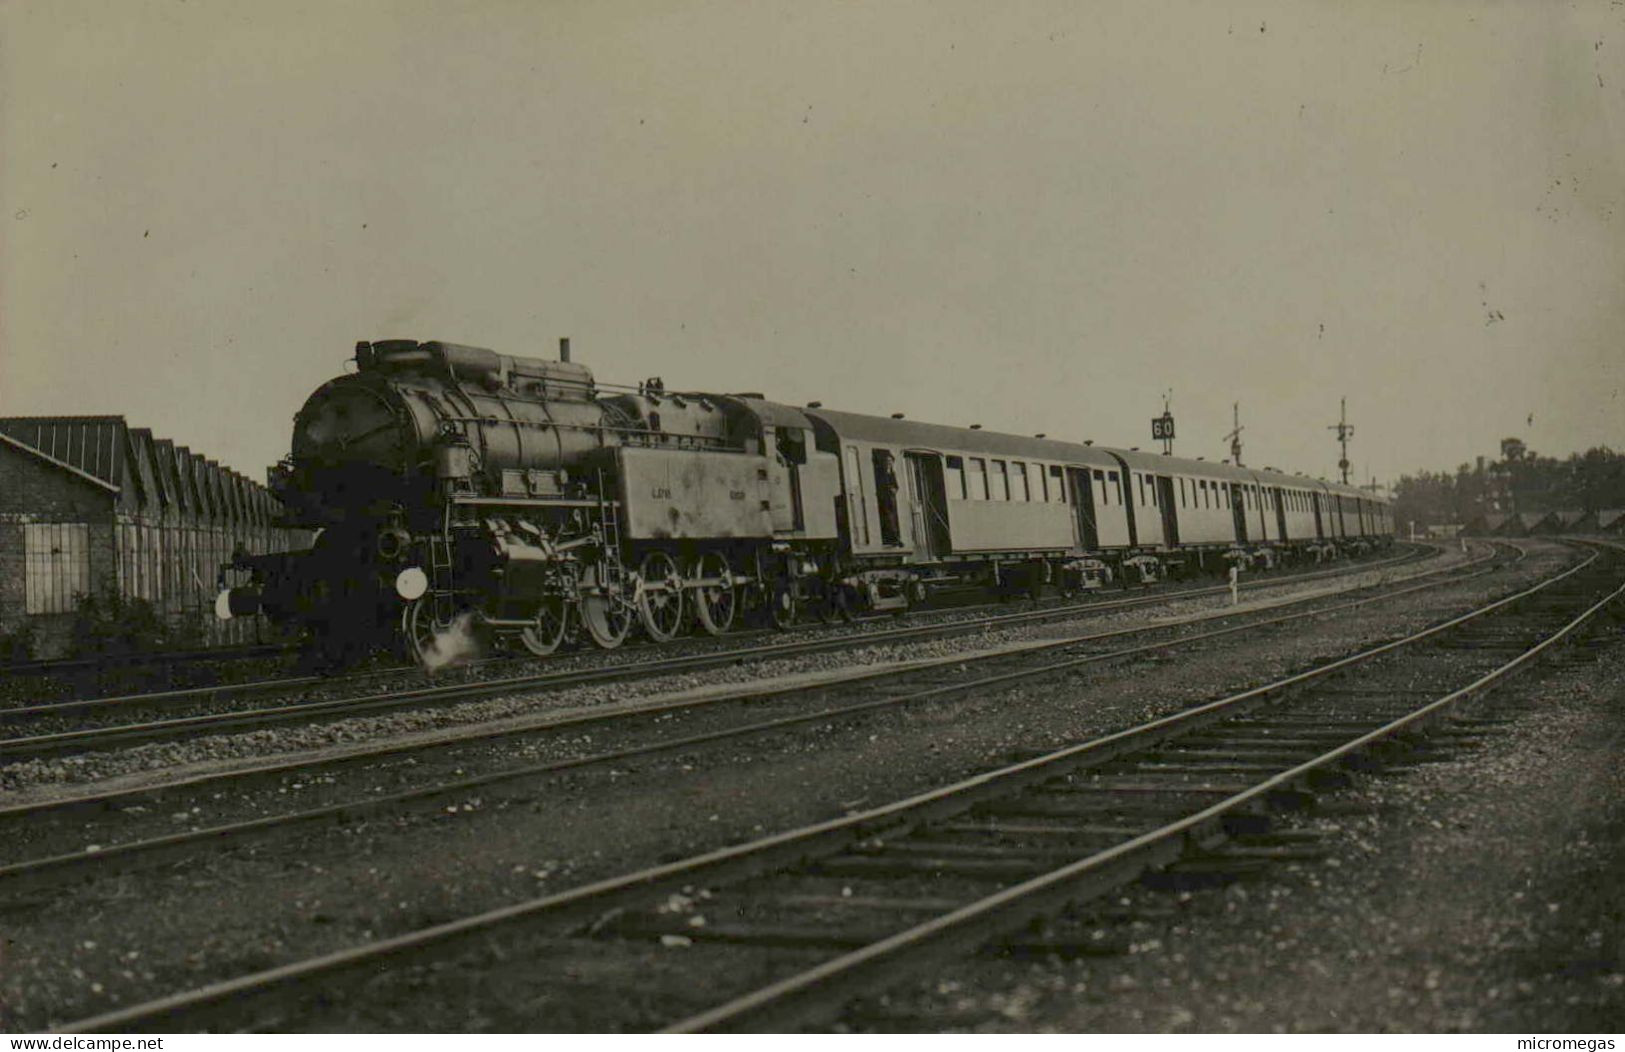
68,590 -> 173,657
0,622 -> 35,663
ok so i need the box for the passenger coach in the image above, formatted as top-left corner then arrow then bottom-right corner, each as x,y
800,406 -> 1391,612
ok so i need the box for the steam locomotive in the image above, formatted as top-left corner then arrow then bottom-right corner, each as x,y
219,339 -> 1393,667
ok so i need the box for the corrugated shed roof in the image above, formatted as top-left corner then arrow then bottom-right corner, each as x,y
0,416 -> 127,488
0,430 -> 122,493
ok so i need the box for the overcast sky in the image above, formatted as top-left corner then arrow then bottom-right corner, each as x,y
3,1 -> 1620,489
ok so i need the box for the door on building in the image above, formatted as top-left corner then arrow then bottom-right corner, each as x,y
1067,468 -> 1099,549
1156,475 -> 1179,546
903,452 -> 949,560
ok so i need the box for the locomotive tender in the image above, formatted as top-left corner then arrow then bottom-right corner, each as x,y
219,339 -> 1393,666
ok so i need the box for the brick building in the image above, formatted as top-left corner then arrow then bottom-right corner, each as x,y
0,416 -> 304,659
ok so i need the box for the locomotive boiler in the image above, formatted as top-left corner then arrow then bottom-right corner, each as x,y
222,339 -> 839,665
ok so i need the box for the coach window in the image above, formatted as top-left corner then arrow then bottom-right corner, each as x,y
989,460 -> 1008,501
1012,461 -> 1030,501
945,455 -> 966,499
968,457 -> 988,500
1036,464 -> 1049,502
1093,469 -> 1107,504
1107,470 -> 1121,506
1049,466 -> 1066,503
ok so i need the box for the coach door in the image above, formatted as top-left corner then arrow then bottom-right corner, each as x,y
1231,484 -> 1249,543
1066,468 -> 1099,549
1156,475 -> 1179,546
1271,487 -> 1288,540
1311,494 -> 1325,540
904,452 -> 950,560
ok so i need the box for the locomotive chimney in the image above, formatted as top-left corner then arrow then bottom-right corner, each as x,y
559,337 -> 571,363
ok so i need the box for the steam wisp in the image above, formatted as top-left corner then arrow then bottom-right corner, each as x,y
420,610 -> 482,672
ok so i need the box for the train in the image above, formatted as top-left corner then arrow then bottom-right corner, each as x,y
217,339 -> 1394,667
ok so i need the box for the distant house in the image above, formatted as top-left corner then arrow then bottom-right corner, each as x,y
0,416 -> 304,659
1462,514 -> 1507,536
1595,509 -> 1625,535
1493,512 -> 1548,537
1530,510 -> 1585,535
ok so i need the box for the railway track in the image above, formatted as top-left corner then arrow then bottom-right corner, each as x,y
0,541 -> 1508,897
0,642 -> 291,680
0,545 -> 1436,756
31,541 -> 1609,1031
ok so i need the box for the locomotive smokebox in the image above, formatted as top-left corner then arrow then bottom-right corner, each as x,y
289,341 -> 605,511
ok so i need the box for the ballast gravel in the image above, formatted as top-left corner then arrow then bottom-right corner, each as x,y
845,598 -> 1625,1033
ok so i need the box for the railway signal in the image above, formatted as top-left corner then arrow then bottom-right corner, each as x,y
1328,397 -> 1354,484
1151,390 -> 1175,455
1224,402 -> 1244,466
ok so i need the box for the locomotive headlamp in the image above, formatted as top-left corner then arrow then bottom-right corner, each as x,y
395,566 -> 429,601
215,588 -> 262,620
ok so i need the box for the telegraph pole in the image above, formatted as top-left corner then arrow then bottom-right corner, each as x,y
1328,397 -> 1354,484
1223,402 -> 1244,466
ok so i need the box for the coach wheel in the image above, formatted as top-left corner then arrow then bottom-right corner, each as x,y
518,593 -> 570,657
579,564 -> 634,650
692,552 -> 737,636
834,584 -> 860,623
637,550 -> 686,643
766,579 -> 799,630
751,549 -> 798,631
803,576 -> 837,624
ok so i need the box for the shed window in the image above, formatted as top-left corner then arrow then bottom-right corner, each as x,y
968,457 -> 988,500
25,522 -> 90,614
945,455 -> 966,500
990,460 -> 1009,502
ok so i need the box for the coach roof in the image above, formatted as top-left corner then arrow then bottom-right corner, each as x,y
802,407 -> 1121,468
